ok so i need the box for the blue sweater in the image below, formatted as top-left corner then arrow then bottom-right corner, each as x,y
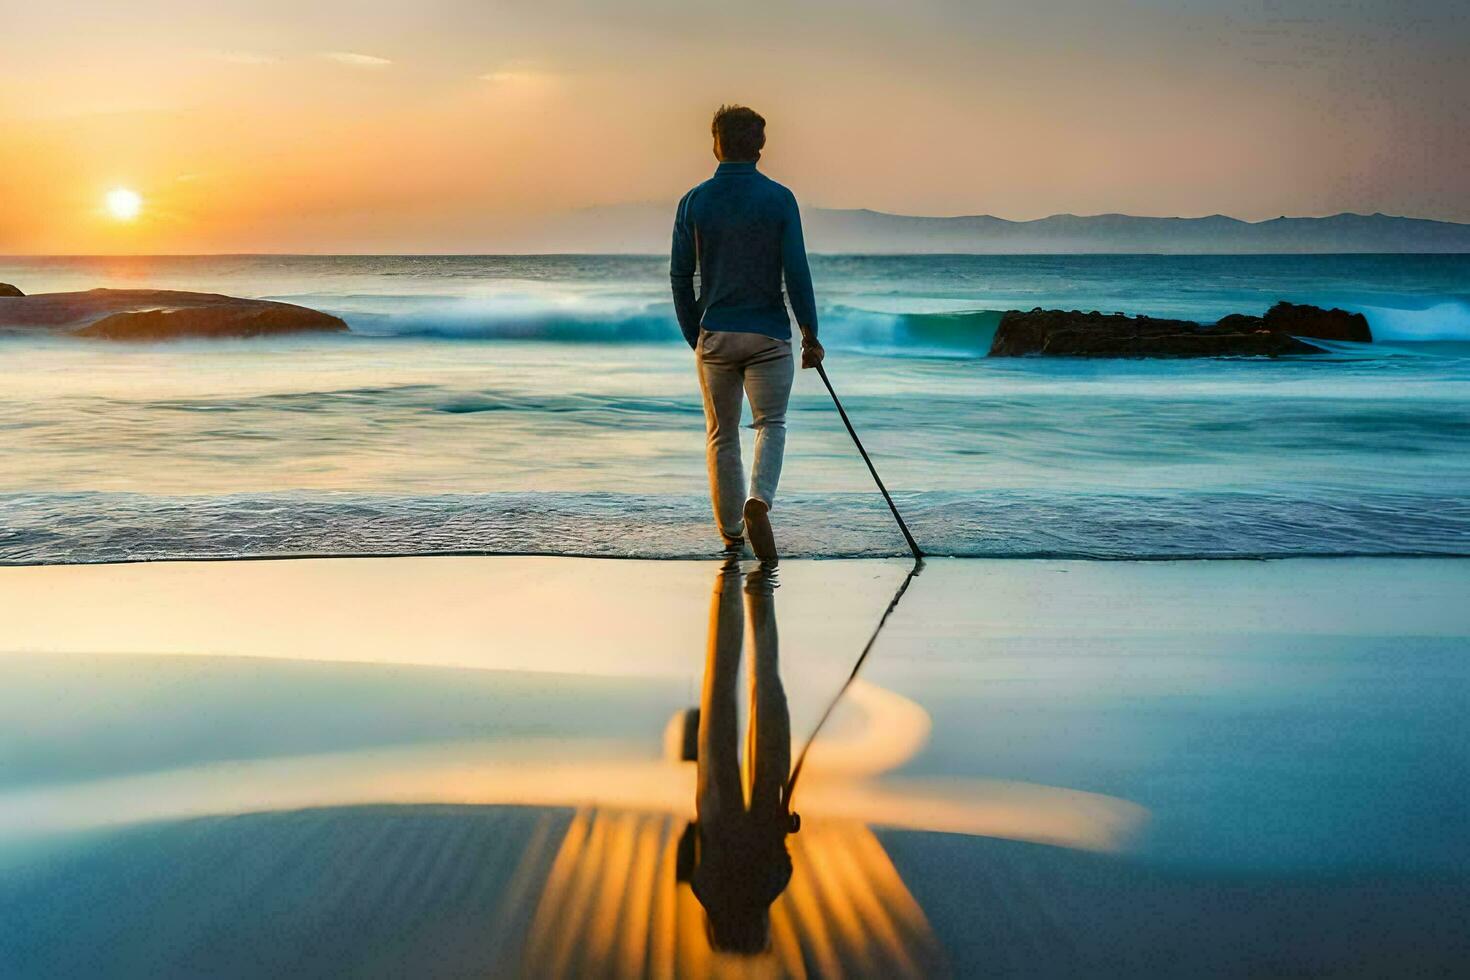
670,161 -> 819,349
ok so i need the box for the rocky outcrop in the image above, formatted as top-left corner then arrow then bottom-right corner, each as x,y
0,288 -> 347,339
76,305 -> 348,340
1263,301 -> 1371,342
0,283 -> 23,297
989,308 -> 1326,357
1210,303 -> 1371,344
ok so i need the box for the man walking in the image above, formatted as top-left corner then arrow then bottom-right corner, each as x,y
672,104 -> 823,561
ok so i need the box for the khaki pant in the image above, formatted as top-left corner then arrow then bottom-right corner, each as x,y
696,329 -> 795,545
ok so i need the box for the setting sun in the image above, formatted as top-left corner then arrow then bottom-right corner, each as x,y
105,187 -> 142,221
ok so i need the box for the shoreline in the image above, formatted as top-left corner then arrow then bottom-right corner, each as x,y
6,548 -> 1470,568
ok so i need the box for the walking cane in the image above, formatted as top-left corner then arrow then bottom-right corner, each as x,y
814,361 -> 924,561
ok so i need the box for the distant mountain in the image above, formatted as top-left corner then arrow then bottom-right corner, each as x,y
805,209 -> 1470,254
511,204 -> 1470,254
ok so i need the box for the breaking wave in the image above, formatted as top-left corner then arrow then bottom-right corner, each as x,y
290,289 -> 1470,353
295,293 -> 1002,356
1350,300 -> 1470,343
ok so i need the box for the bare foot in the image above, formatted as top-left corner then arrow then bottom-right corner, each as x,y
743,497 -> 777,562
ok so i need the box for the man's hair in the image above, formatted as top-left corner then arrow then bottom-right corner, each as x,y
711,105 -> 766,161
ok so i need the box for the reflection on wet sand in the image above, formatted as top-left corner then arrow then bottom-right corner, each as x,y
524,807 -> 943,977
526,560 -> 946,976
4,555 -> 1467,977
0,556 -> 1148,978
685,561 -> 795,955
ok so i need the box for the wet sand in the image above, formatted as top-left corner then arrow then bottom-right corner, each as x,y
2,556 -> 1467,976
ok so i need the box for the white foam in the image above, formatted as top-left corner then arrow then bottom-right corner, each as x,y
1356,301 -> 1470,342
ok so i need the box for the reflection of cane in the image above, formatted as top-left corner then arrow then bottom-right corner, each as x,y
814,362 -> 923,560
782,558 -> 924,827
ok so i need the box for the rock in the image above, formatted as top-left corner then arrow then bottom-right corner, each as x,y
0,283 -> 23,297
76,305 -> 347,340
989,308 -> 1324,358
0,288 -> 347,339
1262,301 -> 1371,343
1210,313 -> 1266,334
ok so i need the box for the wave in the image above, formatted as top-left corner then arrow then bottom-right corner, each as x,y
286,287 -> 1470,352
256,291 -> 1001,354
343,307 -> 674,344
1348,300 -> 1470,342
4,490 -> 1467,565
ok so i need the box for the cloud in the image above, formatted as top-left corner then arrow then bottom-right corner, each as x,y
322,51 -> 393,68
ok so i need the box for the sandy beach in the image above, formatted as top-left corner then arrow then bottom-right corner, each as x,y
7,2 -> 1469,974
3,555 -> 1467,976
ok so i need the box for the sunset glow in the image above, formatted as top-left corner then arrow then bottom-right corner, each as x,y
105,188 -> 143,221
0,0 -> 1465,254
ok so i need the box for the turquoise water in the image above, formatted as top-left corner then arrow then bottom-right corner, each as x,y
1,254 -> 1468,561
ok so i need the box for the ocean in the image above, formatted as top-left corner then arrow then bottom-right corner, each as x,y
2,253 -> 1468,563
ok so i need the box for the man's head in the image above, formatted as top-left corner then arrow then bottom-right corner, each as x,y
711,105 -> 766,163
687,819 -> 793,956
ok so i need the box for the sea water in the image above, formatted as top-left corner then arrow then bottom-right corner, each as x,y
1,253 -> 1467,562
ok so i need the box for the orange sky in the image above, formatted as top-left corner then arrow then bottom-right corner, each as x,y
2,0 -> 1467,253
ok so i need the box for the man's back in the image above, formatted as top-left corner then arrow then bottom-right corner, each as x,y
670,162 -> 817,348
672,103 -> 823,562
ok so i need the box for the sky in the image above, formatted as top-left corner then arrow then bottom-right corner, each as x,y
1,0 -> 1467,253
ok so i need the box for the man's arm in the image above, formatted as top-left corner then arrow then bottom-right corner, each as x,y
780,191 -> 823,367
670,191 -> 701,350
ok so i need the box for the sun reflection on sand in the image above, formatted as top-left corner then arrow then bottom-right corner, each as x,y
525,808 -> 946,978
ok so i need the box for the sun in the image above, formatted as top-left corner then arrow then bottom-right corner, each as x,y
105,187 -> 143,221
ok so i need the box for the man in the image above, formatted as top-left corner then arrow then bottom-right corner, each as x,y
671,104 -> 824,561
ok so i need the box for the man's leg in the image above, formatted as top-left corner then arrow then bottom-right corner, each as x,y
696,331 -> 748,547
740,336 -> 794,561
743,337 -> 795,511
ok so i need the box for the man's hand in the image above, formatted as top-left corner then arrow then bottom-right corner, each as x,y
800,334 -> 824,370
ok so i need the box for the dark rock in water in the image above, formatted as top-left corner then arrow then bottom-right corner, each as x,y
0,283 -> 23,297
0,288 -> 347,339
1205,304 -> 1371,344
1211,313 -> 1265,334
1262,301 -> 1371,343
989,308 -> 1324,358
77,305 -> 347,340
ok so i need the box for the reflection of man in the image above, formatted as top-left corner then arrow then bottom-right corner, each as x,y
687,560 -> 794,953
671,104 -> 824,561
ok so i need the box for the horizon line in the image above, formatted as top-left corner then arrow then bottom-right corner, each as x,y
5,250 -> 1470,260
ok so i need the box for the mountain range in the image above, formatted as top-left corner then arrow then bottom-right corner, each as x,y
512,205 -> 1470,254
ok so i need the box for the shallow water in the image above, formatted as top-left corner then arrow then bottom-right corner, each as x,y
1,254 -> 1468,562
